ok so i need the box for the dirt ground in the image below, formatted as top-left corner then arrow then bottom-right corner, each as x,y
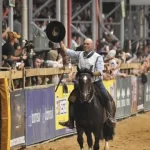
25,112 -> 150,150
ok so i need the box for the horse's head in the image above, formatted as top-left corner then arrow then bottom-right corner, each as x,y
76,67 -> 94,103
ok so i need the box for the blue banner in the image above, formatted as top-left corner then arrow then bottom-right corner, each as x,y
25,86 -> 55,145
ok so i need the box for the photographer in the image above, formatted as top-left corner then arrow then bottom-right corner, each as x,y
22,40 -> 35,68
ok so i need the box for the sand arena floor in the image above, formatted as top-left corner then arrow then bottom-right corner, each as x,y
24,112 -> 150,150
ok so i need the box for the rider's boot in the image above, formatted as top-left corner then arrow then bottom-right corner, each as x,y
106,100 -> 116,125
59,102 -> 74,129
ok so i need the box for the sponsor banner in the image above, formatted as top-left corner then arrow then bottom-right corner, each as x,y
55,84 -> 75,137
137,77 -> 144,111
25,86 -> 55,145
131,76 -> 138,114
103,80 -> 116,104
10,90 -> 25,147
144,75 -> 150,111
116,77 -> 132,119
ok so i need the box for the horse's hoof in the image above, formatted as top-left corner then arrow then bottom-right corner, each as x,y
88,148 -> 92,150
80,149 -> 84,150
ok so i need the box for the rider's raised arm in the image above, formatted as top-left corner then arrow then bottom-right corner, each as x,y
59,41 -> 81,62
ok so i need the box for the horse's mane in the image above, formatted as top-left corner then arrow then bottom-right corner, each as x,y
76,68 -> 94,78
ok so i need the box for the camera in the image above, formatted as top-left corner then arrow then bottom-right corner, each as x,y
24,40 -> 34,52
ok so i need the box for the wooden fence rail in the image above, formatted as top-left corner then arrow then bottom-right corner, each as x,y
0,63 -> 141,79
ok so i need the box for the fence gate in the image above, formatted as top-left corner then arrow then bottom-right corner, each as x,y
144,75 -> 150,111
10,90 -> 25,148
116,77 -> 132,119
137,77 -> 144,112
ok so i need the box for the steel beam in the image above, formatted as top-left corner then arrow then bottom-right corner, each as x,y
102,0 -> 121,2
33,0 -> 52,17
62,0 -> 68,45
120,17 -> 124,49
28,0 -> 33,40
31,22 -> 47,37
71,24 -> 87,39
22,0 -> 28,40
56,0 -> 61,21
103,26 -> 119,41
105,3 -> 121,19
92,0 -> 97,48
72,21 -> 92,24
8,7 -> 13,31
99,0 -> 103,39
32,18 -> 56,21
72,0 -> 92,20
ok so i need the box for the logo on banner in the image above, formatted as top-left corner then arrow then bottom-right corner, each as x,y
28,106 -> 54,126
56,99 -> 67,115
42,106 -> 54,123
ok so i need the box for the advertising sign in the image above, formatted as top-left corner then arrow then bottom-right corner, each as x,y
103,80 -> 116,103
137,77 -> 144,111
144,75 -> 150,111
25,86 -> 55,145
55,84 -> 75,137
116,77 -> 131,119
10,90 -> 25,147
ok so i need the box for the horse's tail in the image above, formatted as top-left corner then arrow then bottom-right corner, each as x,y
102,120 -> 115,141
102,92 -> 116,141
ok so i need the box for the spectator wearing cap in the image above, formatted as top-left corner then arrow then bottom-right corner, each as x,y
13,32 -> 23,57
2,32 -> 26,65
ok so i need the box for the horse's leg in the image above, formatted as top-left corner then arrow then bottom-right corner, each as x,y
104,140 -> 109,150
77,127 -> 84,150
85,130 -> 93,149
93,133 -> 100,150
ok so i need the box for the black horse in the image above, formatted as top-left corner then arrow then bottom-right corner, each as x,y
74,68 -> 116,150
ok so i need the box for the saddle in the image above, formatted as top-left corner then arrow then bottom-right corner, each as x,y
68,83 -> 114,104
68,87 -> 79,103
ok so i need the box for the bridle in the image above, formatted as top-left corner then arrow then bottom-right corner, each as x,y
78,73 -> 94,103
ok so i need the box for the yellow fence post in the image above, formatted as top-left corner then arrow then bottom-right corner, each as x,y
0,78 -> 11,150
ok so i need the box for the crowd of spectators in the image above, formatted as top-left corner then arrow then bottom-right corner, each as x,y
1,0 -> 150,89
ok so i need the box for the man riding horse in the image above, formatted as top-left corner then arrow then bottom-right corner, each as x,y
59,38 -> 116,129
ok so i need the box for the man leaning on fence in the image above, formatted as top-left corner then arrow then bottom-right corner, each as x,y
58,38 -> 116,129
